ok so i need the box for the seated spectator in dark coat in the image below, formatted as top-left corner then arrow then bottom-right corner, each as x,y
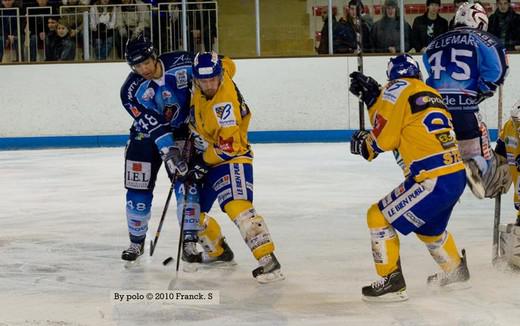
45,16 -> 59,61
488,0 -> 520,51
411,0 -> 448,53
53,21 -> 76,60
370,0 -> 412,53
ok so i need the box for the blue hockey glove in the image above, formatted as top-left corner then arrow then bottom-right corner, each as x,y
183,154 -> 209,183
351,130 -> 377,161
160,146 -> 189,179
349,71 -> 381,109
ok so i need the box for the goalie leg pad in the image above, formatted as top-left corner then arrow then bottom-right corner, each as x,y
499,224 -> 520,268
197,213 -> 225,257
126,190 -> 153,243
226,200 -> 275,260
417,231 -> 461,272
367,204 -> 400,277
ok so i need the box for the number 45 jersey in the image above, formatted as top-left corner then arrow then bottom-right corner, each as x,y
367,78 -> 464,182
422,27 -> 508,112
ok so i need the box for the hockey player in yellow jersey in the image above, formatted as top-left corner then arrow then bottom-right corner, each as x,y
494,101 -> 520,267
184,51 -> 284,283
349,54 -> 470,302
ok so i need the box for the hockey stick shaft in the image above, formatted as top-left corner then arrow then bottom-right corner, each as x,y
492,85 -> 503,264
149,182 -> 175,256
355,0 -> 365,130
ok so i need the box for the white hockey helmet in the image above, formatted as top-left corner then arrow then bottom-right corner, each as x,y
454,2 -> 488,31
510,100 -> 520,133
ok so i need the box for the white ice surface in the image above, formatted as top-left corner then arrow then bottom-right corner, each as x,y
1,143 -> 519,326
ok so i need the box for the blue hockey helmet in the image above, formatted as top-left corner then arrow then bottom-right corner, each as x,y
193,51 -> 222,79
125,34 -> 156,66
386,54 -> 422,80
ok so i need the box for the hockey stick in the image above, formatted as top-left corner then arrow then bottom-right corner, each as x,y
150,137 -> 193,257
492,85 -> 504,265
355,0 -> 365,130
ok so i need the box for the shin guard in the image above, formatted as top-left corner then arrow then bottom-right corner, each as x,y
367,204 -> 400,277
417,231 -> 461,272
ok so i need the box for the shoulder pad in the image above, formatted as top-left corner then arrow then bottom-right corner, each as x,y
382,79 -> 410,104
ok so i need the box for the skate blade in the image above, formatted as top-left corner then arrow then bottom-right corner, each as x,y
182,260 -> 237,273
362,290 -> 409,303
123,257 -> 142,269
464,164 -> 485,199
255,269 -> 285,284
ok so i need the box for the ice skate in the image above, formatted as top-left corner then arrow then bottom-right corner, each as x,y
464,159 -> 485,199
122,242 -> 144,268
182,238 -> 236,273
427,249 -> 470,288
362,265 -> 408,302
252,253 -> 285,284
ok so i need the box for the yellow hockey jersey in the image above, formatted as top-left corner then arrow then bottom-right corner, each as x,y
366,78 -> 464,182
497,119 -> 520,209
190,57 -> 253,167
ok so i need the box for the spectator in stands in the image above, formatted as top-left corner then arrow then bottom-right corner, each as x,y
335,0 -> 371,53
187,0 -> 217,52
488,0 -> 520,51
61,0 -> 90,41
370,0 -> 411,53
448,0 -> 465,29
316,12 -> 338,54
90,0 -> 117,60
52,20 -> 75,60
1,0 -> 20,62
115,0 -> 150,58
411,0 -> 448,53
23,0 -> 54,62
44,15 -> 58,60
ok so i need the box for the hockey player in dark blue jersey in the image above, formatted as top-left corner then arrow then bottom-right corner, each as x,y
423,2 -> 510,199
119,35 -> 234,264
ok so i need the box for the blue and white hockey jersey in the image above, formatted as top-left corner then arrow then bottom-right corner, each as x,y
422,27 -> 508,112
120,51 -> 193,151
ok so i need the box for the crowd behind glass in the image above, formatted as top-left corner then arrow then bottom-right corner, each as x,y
0,0 -> 518,63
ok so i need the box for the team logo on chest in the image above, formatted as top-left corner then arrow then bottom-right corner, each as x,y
164,103 -> 180,122
213,102 -> 236,127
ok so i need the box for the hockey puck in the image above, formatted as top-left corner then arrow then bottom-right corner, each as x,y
162,257 -> 174,266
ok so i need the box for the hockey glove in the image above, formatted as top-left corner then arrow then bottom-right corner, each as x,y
349,71 -> 381,109
350,130 -> 378,161
160,146 -> 189,179
183,154 -> 209,183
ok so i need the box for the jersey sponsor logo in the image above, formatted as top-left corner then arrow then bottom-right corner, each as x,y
382,183 -> 428,221
142,88 -> 155,101
162,90 -> 172,99
372,113 -> 387,137
217,188 -> 233,205
175,69 -> 188,89
230,164 -> 247,200
164,103 -> 180,122
125,160 -> 152,190
213,102 -> 236,127
130,106 -> 141,118
409,92 -> 446,114
213,175 -> 230,191
127,80 -> 139,101
435,131 -> 456,149
403,211 -> 425,228
383,80 -> 408,104
219,136 -> 234,153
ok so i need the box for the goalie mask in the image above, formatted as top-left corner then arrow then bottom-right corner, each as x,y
454,2 -> 488,31
511,100 -> 520,133
386,54 -> 422,81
